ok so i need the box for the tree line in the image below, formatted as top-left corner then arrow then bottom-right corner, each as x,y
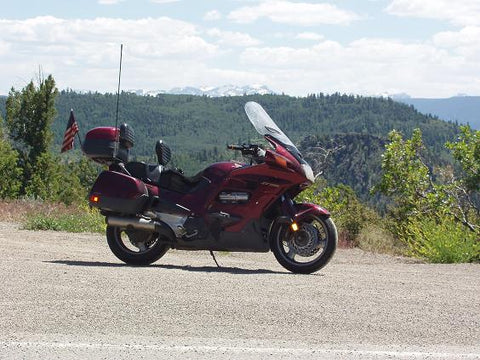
0,76 -> 98,203
2,85 -> 458,199
0,78 -> 463,206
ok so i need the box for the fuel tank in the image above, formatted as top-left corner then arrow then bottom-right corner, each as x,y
202,161 -> 244,183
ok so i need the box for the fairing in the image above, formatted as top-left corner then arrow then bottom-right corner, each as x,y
245,101 -> 315,183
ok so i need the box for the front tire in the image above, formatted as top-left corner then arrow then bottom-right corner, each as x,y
270,215 -> 337,274
106,226 -> 170,265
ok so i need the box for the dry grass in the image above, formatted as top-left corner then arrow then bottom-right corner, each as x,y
337,231 -> 356,249
0,199 -> 78,223
0,200 -> 104,233
356,224 -> 405,256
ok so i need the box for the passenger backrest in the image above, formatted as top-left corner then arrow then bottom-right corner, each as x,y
155,140 -> 171,166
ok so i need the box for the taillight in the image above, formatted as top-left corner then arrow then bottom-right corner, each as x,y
90,194 -> 100,203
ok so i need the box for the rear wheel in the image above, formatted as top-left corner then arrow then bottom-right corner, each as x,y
270,215 -> 337,274
106,226 -> 170,265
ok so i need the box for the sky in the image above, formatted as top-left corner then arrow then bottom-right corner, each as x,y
0,0 -> 479,98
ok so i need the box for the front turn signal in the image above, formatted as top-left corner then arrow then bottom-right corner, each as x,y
290,222 -> 299,232
274,154 -> 288,168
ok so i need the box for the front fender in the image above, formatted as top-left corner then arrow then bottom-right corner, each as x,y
293,203 -> 330,222
267,202 -> 330,245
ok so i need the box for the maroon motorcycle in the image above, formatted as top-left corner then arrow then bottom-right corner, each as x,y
83,101 -> 337,273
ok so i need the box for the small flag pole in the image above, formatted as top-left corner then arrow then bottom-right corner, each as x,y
76,132 -> 83,149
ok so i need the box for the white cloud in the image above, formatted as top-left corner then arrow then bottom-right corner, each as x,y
150,0 -> 181,3
204,10 -> 222,21
228,0 -> 361,26
207,28 -> 261,47
0,39 -> 10,56
0,16 -> 216,57
98,0 -> 124,4
0,16 -> 218,93
433,26 -> 480,61
296,32 -> 324,41
239,37 -> 480,97
434,26 -> 480,48
1,13 -> 479,98
386,0 -> 480,26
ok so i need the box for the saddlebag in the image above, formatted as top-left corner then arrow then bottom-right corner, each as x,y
89,171 -> 148,214
83,124 -> 134,164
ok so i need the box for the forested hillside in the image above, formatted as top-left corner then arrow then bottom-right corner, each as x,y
301,133 -> 386,201
0,91 -> 459,201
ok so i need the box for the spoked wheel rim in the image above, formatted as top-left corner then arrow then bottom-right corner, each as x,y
113,227 -> 159,255
276,216 -> 329,266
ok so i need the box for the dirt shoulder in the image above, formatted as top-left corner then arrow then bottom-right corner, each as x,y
1,222 -> 479,359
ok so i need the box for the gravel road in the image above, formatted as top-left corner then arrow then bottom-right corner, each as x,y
1,222 -> 479,359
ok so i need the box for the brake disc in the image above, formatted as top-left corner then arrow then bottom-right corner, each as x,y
289,223 -> 321,257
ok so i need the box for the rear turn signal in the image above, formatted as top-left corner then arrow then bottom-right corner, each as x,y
90,194 -> 100,203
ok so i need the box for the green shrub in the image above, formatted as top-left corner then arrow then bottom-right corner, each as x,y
0,138 -> 22,199
297,180 -> 380,244
23,205 -> 104,233
406,217 -> 480,263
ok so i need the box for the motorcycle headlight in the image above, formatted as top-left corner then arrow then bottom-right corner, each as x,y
301,164 -> 315,183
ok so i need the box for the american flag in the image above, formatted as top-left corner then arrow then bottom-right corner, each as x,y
61,109 -> 79,153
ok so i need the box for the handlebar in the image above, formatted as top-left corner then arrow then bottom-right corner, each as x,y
227,144 -> 265,157
227,144 -> 244,151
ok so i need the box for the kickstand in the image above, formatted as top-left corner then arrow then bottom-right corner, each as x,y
209,250 -> 221,268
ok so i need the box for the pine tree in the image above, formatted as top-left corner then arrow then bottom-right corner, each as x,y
6,74 -> 59,197
0,115 -> 22,199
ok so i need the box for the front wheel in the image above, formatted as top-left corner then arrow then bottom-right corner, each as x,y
106,226 -> 170,265
270,215 -> 337,274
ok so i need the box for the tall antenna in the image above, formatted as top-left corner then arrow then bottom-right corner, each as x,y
114,44 -> 123,156
115,44 -> 123,133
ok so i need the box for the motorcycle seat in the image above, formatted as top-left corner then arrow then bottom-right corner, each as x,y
125,161 -> 162,184
158,169 -> 208,194
125,161 -> 208,193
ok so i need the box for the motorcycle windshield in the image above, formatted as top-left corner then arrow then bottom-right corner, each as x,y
245,101 -> 314,182
244,101 -> 298,150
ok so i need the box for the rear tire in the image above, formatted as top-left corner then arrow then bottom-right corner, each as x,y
270,216 -> 337,274
106,226 -> 170,265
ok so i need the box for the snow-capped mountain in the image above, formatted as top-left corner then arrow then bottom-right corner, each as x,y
130,84 -> 276,97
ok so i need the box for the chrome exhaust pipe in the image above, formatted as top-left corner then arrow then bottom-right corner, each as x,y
106,216 -> 176,243
107,216 -> 158,231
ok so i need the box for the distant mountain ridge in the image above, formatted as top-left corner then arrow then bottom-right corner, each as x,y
128,84 -> 276,97
394,96 -> 480,129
